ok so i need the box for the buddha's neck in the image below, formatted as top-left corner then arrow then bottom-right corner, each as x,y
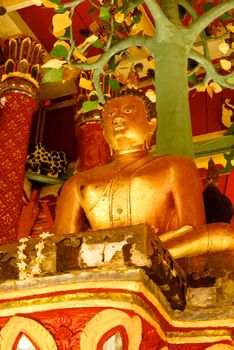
114,145 -> 148,159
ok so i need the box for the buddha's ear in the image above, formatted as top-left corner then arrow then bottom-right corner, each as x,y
146,118 -> 157,149
148,117 -> 157,134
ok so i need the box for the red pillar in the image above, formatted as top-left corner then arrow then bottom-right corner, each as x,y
0,36 -> 45,244
75,111 -> 111,171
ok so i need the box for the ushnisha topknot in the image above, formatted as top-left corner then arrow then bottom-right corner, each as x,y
103,87 -> 157,121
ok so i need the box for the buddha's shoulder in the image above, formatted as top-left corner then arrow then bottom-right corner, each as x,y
61,171 -> 88,190
150,154 -> 196,169
63,165 -> 108,186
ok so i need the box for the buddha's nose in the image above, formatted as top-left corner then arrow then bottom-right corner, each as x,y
112,116 -> 125,125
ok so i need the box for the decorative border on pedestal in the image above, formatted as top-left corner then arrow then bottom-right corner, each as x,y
80,309 -> 142,350
0,316 -> 57,350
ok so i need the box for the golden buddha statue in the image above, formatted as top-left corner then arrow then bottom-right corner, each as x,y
54,89 -> 234,260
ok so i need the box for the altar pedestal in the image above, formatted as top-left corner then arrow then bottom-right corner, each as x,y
0,225 -> 233,349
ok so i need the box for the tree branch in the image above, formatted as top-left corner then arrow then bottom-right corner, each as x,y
189,74 -> 210,91
189,48 -> 234,89
69,36 -> 150,100
144,0 -> 174,28
88,0 -> 100,9
189,0 -> 234,43
160,0 -> 182,27
178,0 -> 197,19
92,67 -> 104,102
69,36 -> 149,70
178,0 -> 210,59
62,0 -> 85,9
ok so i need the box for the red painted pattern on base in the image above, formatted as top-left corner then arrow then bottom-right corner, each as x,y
0,307 -> 233,349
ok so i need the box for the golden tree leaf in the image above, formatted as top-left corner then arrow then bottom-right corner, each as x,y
42,0 -> 58,9
86,34 -> 99,43
32,0 -> 42,6
62,67 -> 79,81
207,86 -> 213,98
220,59 -> 231,71
197,86 -> 207,92
54,29 -> 66,37
124,16 -> 132,26
113,71 -> 125,84
79,77 -> 93,90
77,40 -> 88,50
41,59 -> 66,69
73,49 -> 87,62
209,82 -> 222,93
114,12 -> 125,23
227,25 -> 234,33
89,21 -> 99,32
52,11 -> 71,37
130,24 -> 140,35
218,41 -> 230,55
145,89 -> 156,103
54,40 -> 70,51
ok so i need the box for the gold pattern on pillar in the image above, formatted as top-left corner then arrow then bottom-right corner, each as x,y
0,36 -> 45,244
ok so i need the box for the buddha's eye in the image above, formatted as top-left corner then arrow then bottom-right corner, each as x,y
124,108 -> 135,113
106,111 -> 115,118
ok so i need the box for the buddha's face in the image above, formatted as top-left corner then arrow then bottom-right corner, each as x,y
102,95 -> 155,152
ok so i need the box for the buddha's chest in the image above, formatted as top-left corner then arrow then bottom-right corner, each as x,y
80,172 -> 172,229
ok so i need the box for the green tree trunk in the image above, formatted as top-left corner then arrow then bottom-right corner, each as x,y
154,42 -> 194,158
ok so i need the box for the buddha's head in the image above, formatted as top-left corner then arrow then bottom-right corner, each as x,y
102,88 -> 157,154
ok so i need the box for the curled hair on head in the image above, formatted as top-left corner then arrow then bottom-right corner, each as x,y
104,87 -> 157,121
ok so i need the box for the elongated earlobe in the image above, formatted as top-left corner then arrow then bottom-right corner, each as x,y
148,117 -> 157,133
146,117 -> 157,150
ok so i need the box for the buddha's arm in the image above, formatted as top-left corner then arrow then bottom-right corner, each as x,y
164,223 -> 234,259
172,158 -> 206,228
53,176 -> 85,234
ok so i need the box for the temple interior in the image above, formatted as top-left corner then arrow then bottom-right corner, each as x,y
0,0 -> 234,349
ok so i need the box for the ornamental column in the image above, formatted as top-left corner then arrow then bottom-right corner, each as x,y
0,36 -> 45,244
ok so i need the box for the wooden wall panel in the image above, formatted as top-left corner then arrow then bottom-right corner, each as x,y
206,91 -> 223,133
189,90 -> 207,135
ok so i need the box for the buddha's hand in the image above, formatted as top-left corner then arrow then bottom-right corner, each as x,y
159,225 -> 193,244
